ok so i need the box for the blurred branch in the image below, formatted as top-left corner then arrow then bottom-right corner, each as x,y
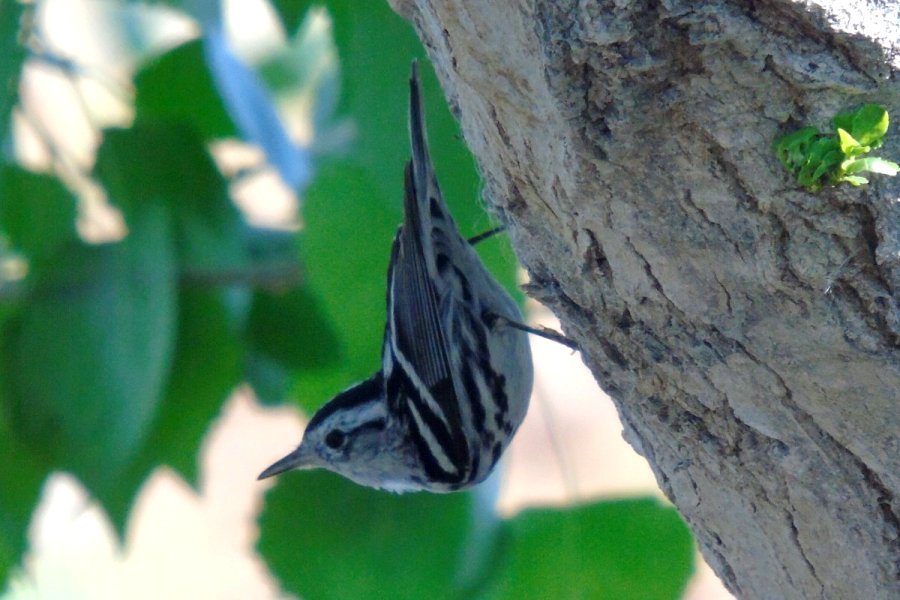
179,261 -> 302,291
0,261 -> 303,306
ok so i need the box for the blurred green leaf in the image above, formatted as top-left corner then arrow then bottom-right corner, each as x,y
327,1 -> 514,260
347,0 -> 517,277
484,499 -> 695,600
96,123 -> 224,212
327,2 -> 452,205
0,2 -> 27,146
292,161 -> 398,411
0,205 -> 177,490
244,349 -> 293,406
247,285 -> 342,372
97,288 -> 242,530
145,288 -> 241,480
95,123 -> 247,275
134,40 -> 237,140
246,283 -> 343,405
271,0 -> 316,34
0,166 -> 78,270
0,285 -> 19,333
0,390 -> 44,590
258,470 -> 474,600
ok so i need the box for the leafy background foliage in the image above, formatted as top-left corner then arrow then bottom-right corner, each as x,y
0,0 -> 695,597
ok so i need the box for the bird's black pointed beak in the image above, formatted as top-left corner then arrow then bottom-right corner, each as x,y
257,446 -> 314,480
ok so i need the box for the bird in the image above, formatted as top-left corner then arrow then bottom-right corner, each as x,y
257,61 -> 534,492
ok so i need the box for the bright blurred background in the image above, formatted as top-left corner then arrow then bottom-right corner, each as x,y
0,1 -> 733,598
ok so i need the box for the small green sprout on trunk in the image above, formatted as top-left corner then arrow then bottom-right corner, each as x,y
775,104 -> 898,191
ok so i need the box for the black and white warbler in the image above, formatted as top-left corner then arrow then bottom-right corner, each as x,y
258,62 -> 534,492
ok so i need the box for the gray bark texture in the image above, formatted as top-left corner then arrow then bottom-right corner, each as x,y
388,0 -> 899,598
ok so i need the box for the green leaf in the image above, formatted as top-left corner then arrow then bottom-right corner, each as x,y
797,137 -> 840,187
0,205 -> 177,491
834,105 -> 889,149
258,471 -> 474,600
0,280 -> 19,335
774,127 -> 818,168
247,285 -> 343,372
96,123 -> 225,213
806,136 -> 840,164
95,123 -> 247,275
327,2 -> 476,211
836,128 -> 861,155
0,388 -> 44,590
832,111 -> 854,136
134,39 -> 237,140
292,162 -> 398,411
484,499 -> 695,600
271,0 -> 316,33
145,289 -> 241,480
841,156 -> 899,176
328,0 -> 515,258
245,282 -> 343,404
840,175 -> 868,186
0,2 -> 27,146
849,104 -> 889,147
810,148 -> 843,182
244,350 -> 293,406
0,166 -> 78,270
95,288 -> 242,530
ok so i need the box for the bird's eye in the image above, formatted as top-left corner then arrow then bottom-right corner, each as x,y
325,429 -> 346,449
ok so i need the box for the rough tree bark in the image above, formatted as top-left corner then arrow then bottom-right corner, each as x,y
388,1 -> 898,598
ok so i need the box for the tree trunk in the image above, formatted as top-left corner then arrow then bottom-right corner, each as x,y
388,0 -> 899,597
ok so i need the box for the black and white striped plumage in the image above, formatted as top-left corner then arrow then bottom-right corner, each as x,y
258,62 -> 533,492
